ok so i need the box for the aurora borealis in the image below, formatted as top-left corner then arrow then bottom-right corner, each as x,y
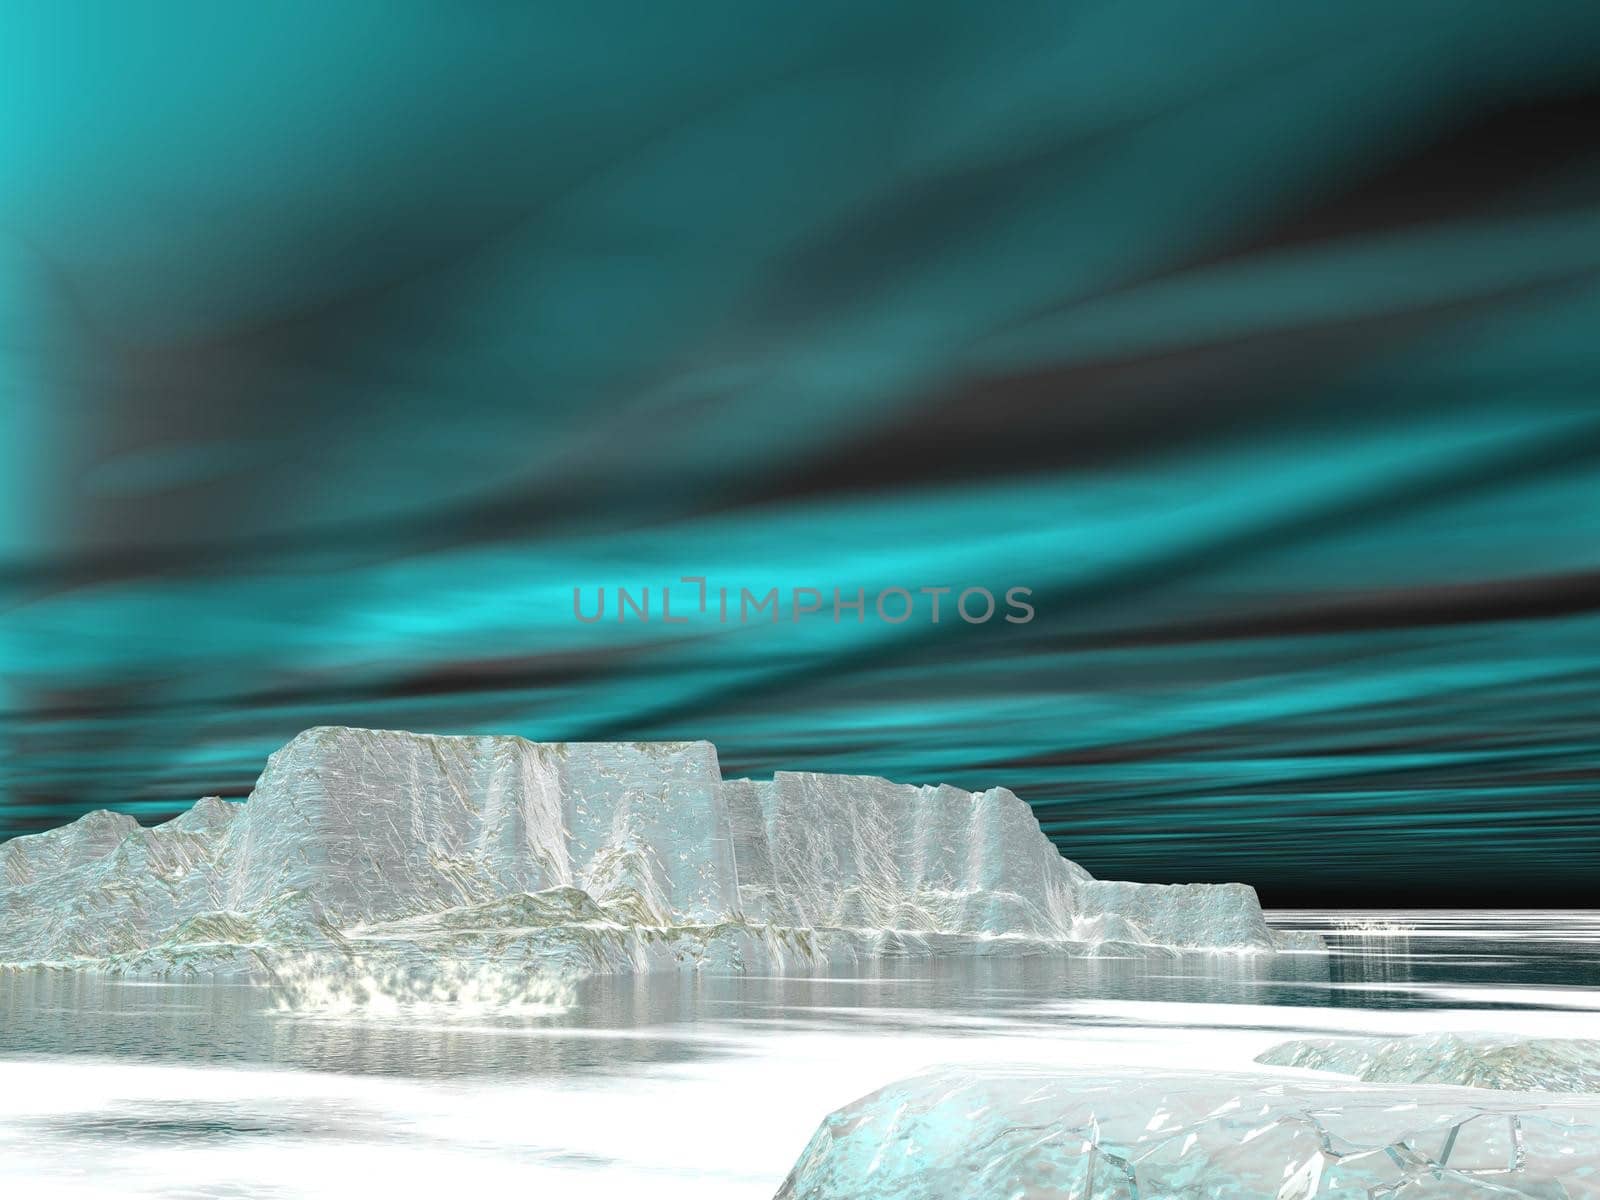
3,3 -> 1600,904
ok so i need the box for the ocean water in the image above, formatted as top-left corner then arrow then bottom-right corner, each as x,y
1,912 -> 1596,1199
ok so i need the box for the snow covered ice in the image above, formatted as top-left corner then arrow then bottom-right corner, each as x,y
1259,1032 -> 1600,1093
775,1066 -> 1600,1199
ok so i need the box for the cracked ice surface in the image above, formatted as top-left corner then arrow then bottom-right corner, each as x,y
775,1067 -> 1600,1199
0,727 -> 1315,993
1259,1033 -> 1600,1093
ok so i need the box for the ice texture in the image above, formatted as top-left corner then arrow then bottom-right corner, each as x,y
0,727 -> 1315,988
1260,1033 -> 1600,1093
776,1067 -> 1600,1199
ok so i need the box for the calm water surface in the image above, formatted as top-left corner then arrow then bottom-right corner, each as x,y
2,911 -> 1596,1198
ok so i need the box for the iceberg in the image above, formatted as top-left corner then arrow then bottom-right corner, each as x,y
775,1066 -> 1600,1198
1259,1032 -> 1600,1093
0,727 -> 1315,991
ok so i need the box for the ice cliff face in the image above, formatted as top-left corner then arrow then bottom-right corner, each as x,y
0,727 -> 1314,985
776,1067 -> 1600,1199
226,730 -> 738,927
727,771 -> 1087,938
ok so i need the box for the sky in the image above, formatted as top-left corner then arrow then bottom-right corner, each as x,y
3,2 -> 1600,905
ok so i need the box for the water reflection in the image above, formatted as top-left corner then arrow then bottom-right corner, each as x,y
0,946 -> 1331,1077
4,912 -> 1597,1078
1,913 -> 1596,1199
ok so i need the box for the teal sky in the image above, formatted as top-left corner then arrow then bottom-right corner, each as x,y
3,3 -> 1600,903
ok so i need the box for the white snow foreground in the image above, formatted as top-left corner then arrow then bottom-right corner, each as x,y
775,1067 -> 1600,1199
0,727 -> 1316,998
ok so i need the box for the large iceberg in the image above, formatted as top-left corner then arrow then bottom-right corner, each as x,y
0,727 -> 1315,989
776,1067 -> 1600,1198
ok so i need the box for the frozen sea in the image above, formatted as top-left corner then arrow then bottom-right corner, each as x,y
2,911 -> 1597,1199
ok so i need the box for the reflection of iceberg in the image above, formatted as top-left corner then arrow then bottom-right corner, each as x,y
776,1067 -> 1600,1198
1260,1033 -> 1600,1093
0,727 -> 1315,990
266,953 -> 575,1016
